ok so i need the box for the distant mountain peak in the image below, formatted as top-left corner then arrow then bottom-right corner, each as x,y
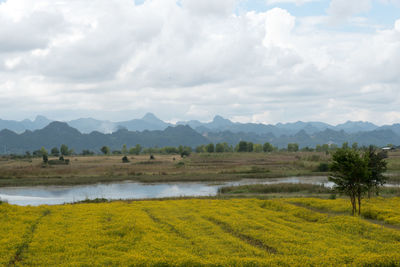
43,121 -> 81,135
142,112 -> 161,122
213,115 -> 229,122
34,115 -> 50,123
45,121 -> 71,129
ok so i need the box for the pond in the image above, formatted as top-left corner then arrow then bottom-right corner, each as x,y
0,176 -> 332,206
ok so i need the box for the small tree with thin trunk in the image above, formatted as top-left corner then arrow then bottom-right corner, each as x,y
364,146 -> 387,198
329,148 -> 369,215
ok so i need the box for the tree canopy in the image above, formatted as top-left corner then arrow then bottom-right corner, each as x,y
329,148 -> 387,215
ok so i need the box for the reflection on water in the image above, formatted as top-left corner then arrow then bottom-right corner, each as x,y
0,176 -> 333,206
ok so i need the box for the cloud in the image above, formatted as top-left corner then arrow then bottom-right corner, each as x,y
266,0 -> 318,5
180,0 -> 236,16
0,0 -> 399,125
263,8 -> 296,48
395,19 -> 400,31
327,0 -> 372,22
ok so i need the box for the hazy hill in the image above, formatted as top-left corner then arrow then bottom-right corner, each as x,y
0,115 -> 52,134
0,122 -> 208,154
68,118 -> 116,134
0,114 -> 399,153
0,114 -> 395,138
206,128 -> 399,148
117,113 -> 172,132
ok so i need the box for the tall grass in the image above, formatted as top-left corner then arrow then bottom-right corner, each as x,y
218,183 -> 332,194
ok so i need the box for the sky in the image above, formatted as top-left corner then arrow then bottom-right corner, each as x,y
0,0 -> 399,125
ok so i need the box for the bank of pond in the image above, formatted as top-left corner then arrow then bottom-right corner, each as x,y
1,176 -> 400,206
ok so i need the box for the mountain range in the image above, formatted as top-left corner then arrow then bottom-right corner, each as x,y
1,113 -> 399,135
0,114 -> 399,154
0,122 -> 207,155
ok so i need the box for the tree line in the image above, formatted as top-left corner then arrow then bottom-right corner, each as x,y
8,141 -> 394,159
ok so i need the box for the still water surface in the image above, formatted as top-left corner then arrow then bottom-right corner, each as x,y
0,176 -> 331,206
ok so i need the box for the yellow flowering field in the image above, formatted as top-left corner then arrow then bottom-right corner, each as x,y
1,198 -> 400,266
291,197 -> 400,225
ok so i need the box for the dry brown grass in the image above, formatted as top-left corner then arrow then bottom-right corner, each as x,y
0,151 -> 397,187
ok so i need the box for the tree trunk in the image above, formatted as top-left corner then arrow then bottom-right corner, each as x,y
350,195 -> 356,216
358,194 -> 361,216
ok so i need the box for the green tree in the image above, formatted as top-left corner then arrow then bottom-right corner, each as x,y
364,146 -> 387,198
263,142 -> 273,152
287,143 -> 299,152
40,147 -> 48,163
81,150 -> 94,156
329,149 -> 369,215
224,143 -> 233,152
237,141 -> 248,152
253,144 -> 263,153
40,147 -> 48,156
321,144 -> 329,153
101,146 -> 110,155
179,146 -> 192,157
122,144 -> 128,155
206,143 -> 215,153
215,143 -> 224,153
247,142 -> 254,152
51,147 -> 60,157
195,145 -> 205,153
60,144 -> 70,156
129,144 -> 142,155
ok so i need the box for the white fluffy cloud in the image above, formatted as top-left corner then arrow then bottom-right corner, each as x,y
0,0 -> 399,125
395,19 -> 400,31
263,8 -> 296,47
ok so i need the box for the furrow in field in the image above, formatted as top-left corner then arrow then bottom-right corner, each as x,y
8,208 -> 51,266
202,215 -> 277,254
142,208 -> 188,239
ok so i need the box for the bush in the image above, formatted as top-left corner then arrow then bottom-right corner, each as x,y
317,162 -> 330,172
176,161 -> 185,167
42,154 -> 48,164
122,156 -> 130,163
309,155 -> 320,161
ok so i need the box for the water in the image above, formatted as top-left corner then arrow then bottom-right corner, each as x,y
0,176 -> 333,206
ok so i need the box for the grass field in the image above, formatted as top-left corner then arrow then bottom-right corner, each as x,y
0,151 -> 399,187
1,197 -> 400,266
0,152 -> 331,186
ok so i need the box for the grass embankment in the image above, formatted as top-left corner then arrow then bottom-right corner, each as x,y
219,183 -> 332,194
1,197 -> 400,266
0,151 -> 399,187
218,183 -> 400,198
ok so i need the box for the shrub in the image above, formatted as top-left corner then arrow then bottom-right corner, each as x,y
42,154 -> 48,164
122,156 -> 130,163
317,162 -> 330,172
